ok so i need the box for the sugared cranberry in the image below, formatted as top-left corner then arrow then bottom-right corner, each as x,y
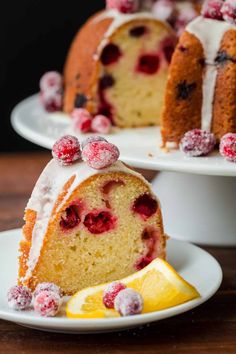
91,115 -> 112,134
60,204 -> 80,230
135,256 -> 154,270
201,0 -> 224,20
221,0 -> 236,24
219,133 -> 236,162
136,54 -> 160,75
99,75 -> 115,90
52,135 -> 81,166
103,282 -> 127,309
106,0 -> 139,14
84,211 -> 116,234
34,290 -> 62,317
34,283 -> 62,300
40,90 -> 62,112
81,136 -> 108,150
152,0 -> 176,22
39,71 -> 62,92
101,44 -> 122,66
82,141 -> 120,169
180,129 -> 216,157
71,108 -> 92,133
133,194 -> 158,218
176,81 -> 197,100
114,288 -> 143,316
7,285 -> 32,310
175,6 -> 198,37
130,26 -> 147,37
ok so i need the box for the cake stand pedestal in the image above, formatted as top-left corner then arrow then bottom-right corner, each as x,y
11,94 -> 236,246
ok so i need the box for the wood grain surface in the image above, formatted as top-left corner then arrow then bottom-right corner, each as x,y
0,152 -> 235,354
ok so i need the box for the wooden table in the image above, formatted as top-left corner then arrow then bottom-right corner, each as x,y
0,152 -> 235,354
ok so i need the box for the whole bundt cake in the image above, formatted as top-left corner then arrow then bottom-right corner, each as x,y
19,137 -> 166,295
162,1 -> 236,146
63,7 -> 176,127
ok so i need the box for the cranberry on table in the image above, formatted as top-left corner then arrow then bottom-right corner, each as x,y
103,282 -> 127,309
71,108 -> 92,133
180,129 -> 216,157
114,288 -> 143,316
52,135 -> 81,166
219,133 -> 236,163
34,290 -> 62,317
201,0 -> 224,20
91,115 -> 111,134
221,0 -> 236,24
7,285 -> 32,310
82,141 -> 120,169
34,283 -> 62,299
106,0 -> 139,14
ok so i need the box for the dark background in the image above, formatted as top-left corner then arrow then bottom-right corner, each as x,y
1,0 -> 105,152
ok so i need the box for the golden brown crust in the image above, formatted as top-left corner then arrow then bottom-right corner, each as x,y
212,29 -> 236,140
161,31 -> 204,146
63,11 -> 113,113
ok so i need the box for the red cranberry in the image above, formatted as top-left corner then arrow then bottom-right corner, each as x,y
180,129 -> 216,157
101,44 -> 122,66
103,282 -> 126,309
81,141 -> 120,170
106,0 -> 139,14
219,133 -> 236,163
201,0 -> 224,20
7,285 -> 32,310
99,75 -> 115,90
221,0 -> 236,24
136,54 -> 160,75
129,26 -> 147,37
60,205 -> 80,230
84,211 -> 116,234
114,288 -> 143,316
133,194 -> 158,218
34,290 -> 62,317
71,108 -> 92,133
40,90 -> 62,113
34,283 -> 62,299
81,136 -> 107,150
52,135 -> 81,166
91,115 -> 112,134
39,71 -> 62,92
135,256 -> 154,270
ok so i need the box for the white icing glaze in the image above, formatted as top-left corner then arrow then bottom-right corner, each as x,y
22,159 -> 150,282
93,9 -> 171,60
186,16 -> 235,131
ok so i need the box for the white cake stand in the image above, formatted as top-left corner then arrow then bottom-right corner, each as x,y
11,95 -> 236,246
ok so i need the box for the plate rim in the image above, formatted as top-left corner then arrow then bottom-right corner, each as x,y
0,228 -> 223,331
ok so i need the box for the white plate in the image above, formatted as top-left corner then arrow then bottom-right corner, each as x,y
11,94 -> 236,176
0,229 -> 222,334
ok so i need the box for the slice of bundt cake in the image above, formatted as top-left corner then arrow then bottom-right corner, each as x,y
161,10 -> 236,146
64,8 -> 176,127
19,136 -> 166,295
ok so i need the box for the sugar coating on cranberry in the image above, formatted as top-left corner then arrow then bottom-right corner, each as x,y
40,90 -> 63,113
101,44 -> 122,66
84,211 -> 116,234
34,283 -> 62,299
52,135 -> 81,166
219,133 -> 236,162
152,0 -> 176,22
136,54 -> 160,75
221,0 -> 236,24
81,136 -> 108,150
34,290 -> 62,317
39,71 -> 62,92
106,0 -> 139,14
201,0 -> 224,20
7,285 -> 32,310
114,288 -> 143,316
82,141 -> 120,170
103,282 -> 127,309
91,115 -> 112,134
60,204 -> 80,230
133,194 -> 158,218
71,108 -> 92,133
180,129 -> 216,157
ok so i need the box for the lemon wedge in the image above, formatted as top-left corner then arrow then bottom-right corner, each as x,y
66,258 -> 200,319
